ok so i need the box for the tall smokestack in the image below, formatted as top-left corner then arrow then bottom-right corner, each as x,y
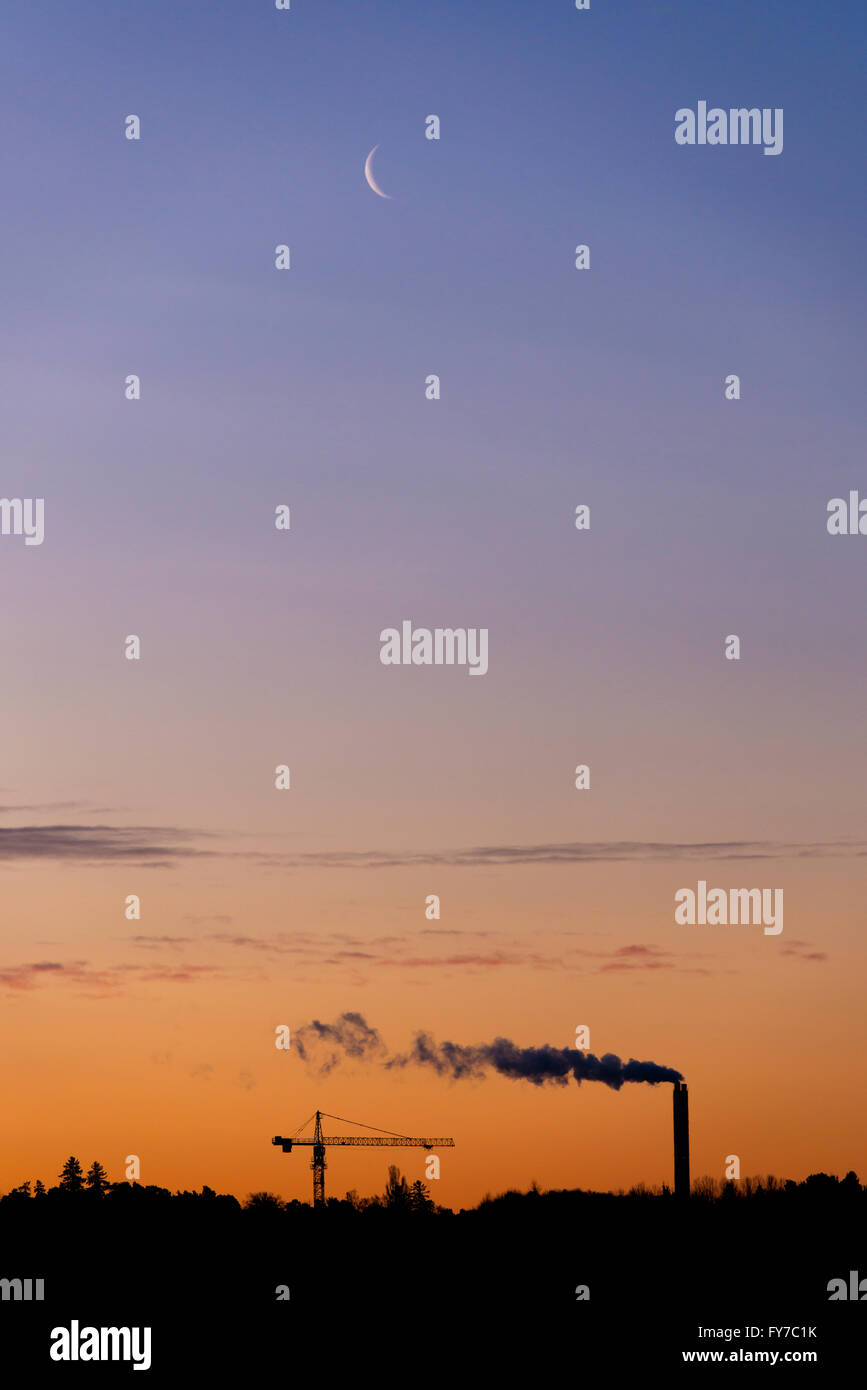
673,1080 -> 690,1198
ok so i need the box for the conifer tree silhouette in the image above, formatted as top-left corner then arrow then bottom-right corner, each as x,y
58,1156 -> 84,1192
85,1161 -> 110,1194
410,1179 -> 434,1212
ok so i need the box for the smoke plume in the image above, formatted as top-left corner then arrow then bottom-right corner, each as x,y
294,1011 -> 385,1075
296,1012 -> 681,1089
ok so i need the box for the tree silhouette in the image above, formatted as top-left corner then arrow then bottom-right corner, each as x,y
410,1179 -> 434,1213
33,1179 -> 46,1198
243,1191 -> 284,1211
383,1165 -> 411,1210
85,1161 -> 110,1195
58,1156 -> 84,1192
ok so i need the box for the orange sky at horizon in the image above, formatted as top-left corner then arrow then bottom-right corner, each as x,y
3,842 -> 864,1208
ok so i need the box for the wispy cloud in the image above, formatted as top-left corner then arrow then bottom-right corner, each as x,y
0,958 -> 229,996
780,940 -> 828,963
130,935 -> 195,951
2,931 -> 721,994
122,930 -> 713,977
256,839 -> 867,869
1,820 -> 865,871
0,824 -> 216,867
0,801 -> 128,815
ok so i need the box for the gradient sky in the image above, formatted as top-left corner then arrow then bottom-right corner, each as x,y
1,0 -> 866,1207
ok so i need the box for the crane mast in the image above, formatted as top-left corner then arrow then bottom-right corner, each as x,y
312,1109 -> 325,1207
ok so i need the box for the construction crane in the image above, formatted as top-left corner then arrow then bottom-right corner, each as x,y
272,1109 -> 455,1206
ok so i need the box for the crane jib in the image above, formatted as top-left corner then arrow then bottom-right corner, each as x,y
272,1136 -> 454,1149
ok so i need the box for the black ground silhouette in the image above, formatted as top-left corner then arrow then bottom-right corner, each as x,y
1,1165 -> 864,1375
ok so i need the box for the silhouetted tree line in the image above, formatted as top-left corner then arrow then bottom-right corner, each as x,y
2,1159 -> 862,1213
1,1158 -> 441,1213
2,1156 -> 862,1354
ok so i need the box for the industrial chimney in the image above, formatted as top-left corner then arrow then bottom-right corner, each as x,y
673,1080 -> 690,1198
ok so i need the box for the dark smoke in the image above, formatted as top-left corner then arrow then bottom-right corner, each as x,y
296,1012 -> 681,1088
294,1011 -> 385,1075
386,1033 -> 681,1088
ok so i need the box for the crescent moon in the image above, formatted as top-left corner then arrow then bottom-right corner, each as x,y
364,145 -> 392,199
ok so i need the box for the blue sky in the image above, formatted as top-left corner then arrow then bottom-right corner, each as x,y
0,0 -> 864,838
